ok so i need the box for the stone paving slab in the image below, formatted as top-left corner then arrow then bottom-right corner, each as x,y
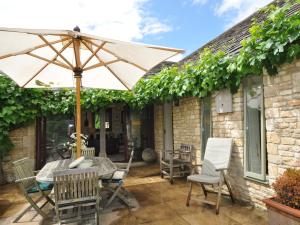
0,164 -> 268,225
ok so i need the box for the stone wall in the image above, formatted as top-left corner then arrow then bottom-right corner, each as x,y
153,59 -> 300,208
264,61 -> 300,177
172,98 -> 201,160
1,123 -> 36,183
154,104 -> 164,157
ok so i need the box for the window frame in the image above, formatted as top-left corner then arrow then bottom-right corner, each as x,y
201,96 -> 212,159
243,76 -> 267,181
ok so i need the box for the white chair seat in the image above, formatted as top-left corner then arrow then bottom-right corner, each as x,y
187,174 -> 220,184
112,170 -> 126,180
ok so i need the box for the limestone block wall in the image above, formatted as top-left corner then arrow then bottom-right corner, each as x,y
1,123 -> 36,183
153,59 -> 300,208
172,98 -> 201,160
264,61 -> 300,177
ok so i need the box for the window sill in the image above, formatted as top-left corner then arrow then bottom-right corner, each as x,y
244,176 -> 270,186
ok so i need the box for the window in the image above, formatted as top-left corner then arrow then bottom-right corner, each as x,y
244,76 -> 266,181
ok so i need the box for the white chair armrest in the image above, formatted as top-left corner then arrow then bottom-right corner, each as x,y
15,176 -> 36,183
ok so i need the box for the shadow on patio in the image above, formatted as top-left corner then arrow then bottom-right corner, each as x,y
0,164 -> 268,225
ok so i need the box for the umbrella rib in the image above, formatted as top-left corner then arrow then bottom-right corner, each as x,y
27,52 -> 71,70
105,66 -> 131,90
39,35 -> 74,69
81,39 -> 130,90
81,40 -> 103,63
147,46 -> 184,53
22,40 -> 73,88
102,47 -> 148,72
0,37 -> 70,60
83,59 -> 120,71
81,41 -> 107,69
83,38 -> 148,72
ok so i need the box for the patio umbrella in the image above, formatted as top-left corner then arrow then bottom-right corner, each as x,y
0,26 -> 184,158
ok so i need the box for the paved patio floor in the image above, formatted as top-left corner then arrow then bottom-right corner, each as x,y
0,164 -> 268,225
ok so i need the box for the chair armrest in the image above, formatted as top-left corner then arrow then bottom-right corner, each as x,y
192,163 -> 203,167
116,169 -> 129,173
190,162 -> 203,174
15,176 -> 36,183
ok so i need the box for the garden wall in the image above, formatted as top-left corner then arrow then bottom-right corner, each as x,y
1,123 -> 36,183
153,59 -> 300,208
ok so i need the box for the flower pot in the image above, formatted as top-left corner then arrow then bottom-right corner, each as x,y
263,198 -> 300,225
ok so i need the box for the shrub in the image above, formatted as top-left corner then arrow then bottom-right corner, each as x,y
272,168 -> 300,210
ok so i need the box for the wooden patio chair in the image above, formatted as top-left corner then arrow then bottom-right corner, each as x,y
160,144 -> 194,184
13,157 -> 54,223
53,167 -> 101,225
186,138 -> 234,214
71,147 -> 95,159
102,149 -> 134,208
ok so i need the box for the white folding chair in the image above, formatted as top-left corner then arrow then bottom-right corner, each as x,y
186,138 -> 234,214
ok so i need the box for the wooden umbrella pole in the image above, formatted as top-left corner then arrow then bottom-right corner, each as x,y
73,29 -> 82,159
75,73 -> 82,158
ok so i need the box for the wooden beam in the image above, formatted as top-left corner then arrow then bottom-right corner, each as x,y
22,40 -> 73,87
83,59 -> 119,71
147,45 -> 184,53
0,37 -> 70,60
83,38 -> 148,72
73,38 -> 81,69
105,66 -> 131,90
81,41 -> 106,68
39,35 -> 74,69
81,40 -> 103,63
27,53 -> 71,70
81,40 -> 130,90
102,47 -> 148,72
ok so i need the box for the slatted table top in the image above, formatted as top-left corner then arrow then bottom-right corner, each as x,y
36,157 -> 117,183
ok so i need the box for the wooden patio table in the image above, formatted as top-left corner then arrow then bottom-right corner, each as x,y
36,157 -> 117,183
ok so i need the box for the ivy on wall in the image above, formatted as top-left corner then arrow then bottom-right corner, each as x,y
0,0 -> 300,156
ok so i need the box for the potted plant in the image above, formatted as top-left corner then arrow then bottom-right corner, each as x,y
263,169 -> 300,225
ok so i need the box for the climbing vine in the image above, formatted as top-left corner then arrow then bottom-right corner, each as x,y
1,0 -> 300,156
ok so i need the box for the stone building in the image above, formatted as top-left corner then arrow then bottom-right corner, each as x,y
2,0 -> 300,210
154,2 -> 300,208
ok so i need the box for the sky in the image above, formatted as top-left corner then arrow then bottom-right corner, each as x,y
0,0 -> 273,61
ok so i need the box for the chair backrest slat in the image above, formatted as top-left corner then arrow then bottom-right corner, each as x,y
13,158 -> 35,189
71,147 -> 95,159
179,144 -> 193,162
53,167 -> 99,204
202,138 -> 233,177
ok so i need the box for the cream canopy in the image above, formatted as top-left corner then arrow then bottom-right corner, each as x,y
0,27 -> 184,157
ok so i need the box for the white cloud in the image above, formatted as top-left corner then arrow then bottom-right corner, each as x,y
0,0 -> 172,41
215,0 -> 273,28
141,17 -> 172,35
191,0 -> 208,5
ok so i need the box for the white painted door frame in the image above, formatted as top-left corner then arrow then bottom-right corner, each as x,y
163,102 -> 173,160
